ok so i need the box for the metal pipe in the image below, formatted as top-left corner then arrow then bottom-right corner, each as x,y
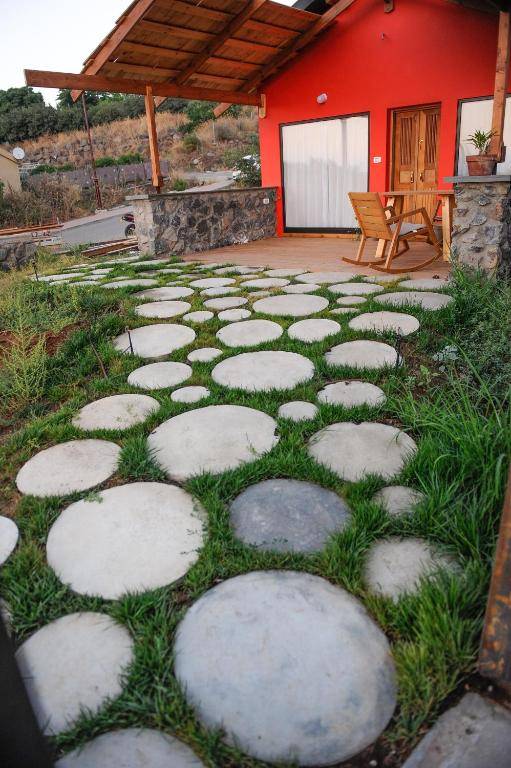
81,93 -> 103,210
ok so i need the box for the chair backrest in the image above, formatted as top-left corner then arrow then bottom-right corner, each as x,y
349,192 -> 392,241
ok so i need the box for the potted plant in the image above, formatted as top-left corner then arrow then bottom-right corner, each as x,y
466,129 -> 497,176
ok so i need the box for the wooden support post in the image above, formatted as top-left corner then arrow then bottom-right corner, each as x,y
479,465 -> 511,694
258,93 -> 267,119
145,85 -> 163,192
489,11 -> 511,162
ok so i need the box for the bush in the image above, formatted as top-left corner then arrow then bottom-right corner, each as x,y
171,177 -> 187,191
0,177 -> 84,227
30,164 -> 58,175
116,152 -> 143,165
182,133 -> 200,152
214,121 -> 236,141
94,156 -> 116,167
185,101 -> 215,127
232,153 -> 261,187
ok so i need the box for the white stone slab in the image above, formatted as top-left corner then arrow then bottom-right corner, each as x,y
0,517 -> 18,565
216,319 -> 283,348
128,361 -> 192,390
187,347 -> 222,363
372,485 -> 425,517
171,386 -> 210,403
214,266 -> 261,275
113,324 -> 195,359
336,296 -> 367,306
212,351 -> 314,392
190,277 -> 236,288
278,401 -> 318,421
16,440 -> 120,497
364,274 -> 408,283
148,405 -> 278,481
204,297 -> 248,310
102,279 -> 158,289
265,268 -> 308,277
134,286 -> 194,300
247,290 -> 271,298
295,271 -> 359,284
375,291 -> 453,310
282,283 -> 321,294
318,380 -> 386,408
183,311 -> 214,324
174,571 -> 396,765
56,728 -> 206,767
200,286 -> 240,297
47,483 -> 205,599
135,300 -> 191,319
349,311 -> 420,336
218,308 -> 251,322
364,537 -> 457,600
400,278 -> 451,290
253,294 -> 329,317
329,282 -> 384,296
308,421 -> 417,481
38,273 -> 84,282
326,340 -> 398,369
16,612 -> 133,734
72,394 -> 159,431
240,278 -> 290,289
288,318 -> 340,343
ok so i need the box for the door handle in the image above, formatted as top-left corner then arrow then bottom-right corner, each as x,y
419,171 -> 424,181
410,171 -> 414,182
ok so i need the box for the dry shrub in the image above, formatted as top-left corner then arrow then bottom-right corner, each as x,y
0,178 -> 85,227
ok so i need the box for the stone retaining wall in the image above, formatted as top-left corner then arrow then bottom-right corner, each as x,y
129,187 -> 277,255
0,238 -> 38,271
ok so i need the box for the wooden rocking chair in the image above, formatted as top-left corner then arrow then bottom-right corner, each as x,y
345,192 -> 442,273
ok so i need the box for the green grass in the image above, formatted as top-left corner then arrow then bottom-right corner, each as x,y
0,252 -> 509,765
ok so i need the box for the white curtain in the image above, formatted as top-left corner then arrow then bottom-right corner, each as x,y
282,115 -> 368,229
457,97 -> 511,175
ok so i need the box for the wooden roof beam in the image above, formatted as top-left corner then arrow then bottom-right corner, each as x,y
489,10 -> 511,160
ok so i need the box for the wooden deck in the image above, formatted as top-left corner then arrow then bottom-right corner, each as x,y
182,236 -> 451,278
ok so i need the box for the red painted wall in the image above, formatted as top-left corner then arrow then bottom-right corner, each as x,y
259,0 -> 502,234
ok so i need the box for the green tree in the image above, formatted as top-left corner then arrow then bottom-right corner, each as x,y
0,86 -> 44,113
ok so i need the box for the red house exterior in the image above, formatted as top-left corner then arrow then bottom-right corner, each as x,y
258,0 -> 508,235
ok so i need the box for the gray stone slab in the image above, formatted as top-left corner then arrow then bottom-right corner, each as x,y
135,300 -> 191,319
372,485 -> 425,517
318,380 -> 386,408
349,311 -> 420,336
364,274 -> 409,283
400,278 -> 451,291
295,271 -> 360,284
336,296 -> 367,306
16,612 -> 133,735
240,278 -> 290,289
247,290 -> 271,298
56,728 -> 206,767
402,692 -> 511,768
102,279 -> 158,289
265,268 -> 308,277
16,439 -> 120,497
134,286 -> 194,300
190,277 -> 236,288
326,340 -> 399,370
132,259 -> 170,267
329,282 -> 384,296
174,571 -> 396,765
0,516 -> 18,565
214,265 -> 261,275
148,405 -> 279,481
183,311 -> 214,323
278,401 -> 318,421
230,479 -> 351,553
218,308 -> 251,322
187,347 -> 222,363
282,283 -> 321,294
113,324 -> 196,359
308,421 -> 417,481
375,291 -> 453,310
200,286 -> 240,297
216,319 -> 283,348
212,351 -> 314,392
72,394 -> 159,431
204,297 -> 248,310
128,361 -> 192,390
253,294 -> 329,317
171,386 -> 210,403
47,483 -> 205,600
288,318 -> 340,343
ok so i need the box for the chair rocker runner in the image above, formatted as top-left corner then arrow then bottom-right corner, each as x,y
345,192 -> 443,273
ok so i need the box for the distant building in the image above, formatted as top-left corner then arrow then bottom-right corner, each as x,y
0,146 -> 21,194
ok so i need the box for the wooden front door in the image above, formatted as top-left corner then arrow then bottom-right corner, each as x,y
392,106 -> 440,221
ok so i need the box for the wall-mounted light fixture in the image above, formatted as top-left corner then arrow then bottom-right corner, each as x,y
317,93 -> 328,105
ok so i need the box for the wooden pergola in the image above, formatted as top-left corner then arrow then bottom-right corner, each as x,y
25,0 -> 355,191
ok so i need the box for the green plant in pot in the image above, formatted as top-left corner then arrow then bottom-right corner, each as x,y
466,129 -> 497,176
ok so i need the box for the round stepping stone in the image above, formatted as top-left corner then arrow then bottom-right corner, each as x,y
135,300 -> 191,319
216,319 -> 283,348
128,361 -> 192,390
349,311 -> 420,336
16,439 -> 120,497
214,265 -> 260,275
183,311 -> 214,324
133,259 -> 170,267
218,308 -> 251,322
204,297 -> 247,310
200,286 -> 239,297
187,347 -> 222,363
308,421 -> 417,481
134,286 -> 194,300
190,277 -> 235,288
113,324 -> 196,359
240,277 -> 290,289
364,537 -> 457,600
375,291 -> 453,310
253,294 -> 329,317
372,485 -> 425,517
47,483 -> 205,599
295,271 -> 359,284
72,394 -> 159,431
171,386 -> 210,403
174,571 -> 396,765
364,274 -> 408,283
330,307 -> 359,316
329,282 -> 384,296
230,479 -> 350,553
212,351 -> 314,392
326,340 -> 398,369
337,295 -> 367,306
288,318 -> 340,343
0,517 -> 18,565
55,728 -> 206,767
158,267 -> 183,274
38,273 -> 84,282
282,283 -> 320,294
400,278 -> 451,290
247,290 -> 271,298
278,401 -> 318,421
265,268 -> 307,277
102,279 -> 157,289
16,612 -> 133,735
318,380 -> 386,408
147,405 -> 278,481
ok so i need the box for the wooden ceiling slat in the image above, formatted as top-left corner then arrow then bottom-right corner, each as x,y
139,19 -> 213,41
118,40 -> 194,62
105,60 -> 246,87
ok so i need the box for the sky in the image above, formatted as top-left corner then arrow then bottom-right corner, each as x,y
0,0 -> 295,105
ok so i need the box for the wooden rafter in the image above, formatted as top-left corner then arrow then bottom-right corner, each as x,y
489,10 -> 511,160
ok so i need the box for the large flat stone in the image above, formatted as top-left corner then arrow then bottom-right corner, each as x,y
72,394 -> 159,431
47,483 -> 205,599
102,279 -> 158,289
56,728 -> 206,767
278,400 -> 318,421
318,380 -> 386,408
171,386 -> 210,403
400,278 -> 451,291
230,479 -> 351,553
328,282 -> 384,296
372,485 -> 425,517
187,347 -> 222,363
135,300 -> 191,319
375,291 -> 453,310
204,296 -> 248,310
288,318 -> 340,343
282,283 -> 321,294
308,422 -> 417,481
147,405 -> 278,481
134,287 -> 194,300
326,340 -> 399,370
200,286 -> 240,297
174,571 -> 396,765
214,265 -> 261,275
295,271 -> 359,284
190,277 -> 235,288
240,277 -> 290,288
113,324 -> 196,359
337,296 -> 367,306
16,612 -> 133,734
217,308 -> 251,321
349,311 -> 420,336
253,294 -> 329,317
0,516 -> 18,565
216,319 -> 283,348
128,361 -> 192,390
182,311 -> 214,323
212,351 -> 314,392
16,439 -> 120,497
265,268 -> 307,277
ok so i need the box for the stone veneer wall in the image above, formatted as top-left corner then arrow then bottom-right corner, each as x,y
129,187 -> 277,256
450,178 -> 511,276
0,238 -> 38,271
